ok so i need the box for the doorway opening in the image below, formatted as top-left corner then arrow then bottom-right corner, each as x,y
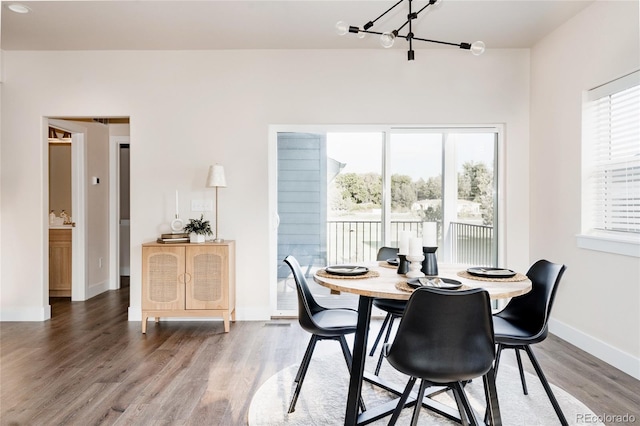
46,117 -> 130,316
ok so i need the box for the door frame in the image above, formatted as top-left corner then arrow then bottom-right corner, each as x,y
47,118 -> 88,301
109,136 -> 130,290
269,124 -> 506,317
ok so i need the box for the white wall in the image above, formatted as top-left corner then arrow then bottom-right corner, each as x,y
530,0 -> 640,378
0,48 -> 531,323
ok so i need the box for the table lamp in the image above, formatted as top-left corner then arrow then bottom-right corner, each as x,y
206,164 -> 227,242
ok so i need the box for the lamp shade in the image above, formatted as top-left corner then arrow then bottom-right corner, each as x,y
206,164 -> 227,188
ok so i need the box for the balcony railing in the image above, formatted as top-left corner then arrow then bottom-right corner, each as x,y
326,220 -> 495,266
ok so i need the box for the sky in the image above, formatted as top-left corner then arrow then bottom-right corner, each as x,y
326,131 -> 495,180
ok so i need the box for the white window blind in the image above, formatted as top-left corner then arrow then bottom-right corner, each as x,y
586,71 -> 640,234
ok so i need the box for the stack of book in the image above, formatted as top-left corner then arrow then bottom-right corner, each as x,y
156,233 -> 190,244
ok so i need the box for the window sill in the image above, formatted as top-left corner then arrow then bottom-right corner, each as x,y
576,232 -> 640,257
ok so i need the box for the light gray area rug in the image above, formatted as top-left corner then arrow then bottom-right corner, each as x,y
248,350 -> 603,425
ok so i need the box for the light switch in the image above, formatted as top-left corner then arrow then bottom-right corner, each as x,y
191,199 -> 213,212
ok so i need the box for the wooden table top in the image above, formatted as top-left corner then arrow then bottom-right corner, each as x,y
314,262 -> 532,300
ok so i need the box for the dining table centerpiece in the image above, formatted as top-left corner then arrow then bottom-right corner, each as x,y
183,214 -> 212,243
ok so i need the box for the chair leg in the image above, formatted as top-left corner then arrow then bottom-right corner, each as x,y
374,316 -> 396,375
338,336 -> 367,413
410,379 -> 428,426
288,335 -> 318,413
524,345 -> 569,426
485,344 -> 505,425
388,377 -> 417,426
452,382 -> 476,426
494,343 -> 504,373
369,313 -> 391,356
514,347 -> 528,395
483,367 -> 502,426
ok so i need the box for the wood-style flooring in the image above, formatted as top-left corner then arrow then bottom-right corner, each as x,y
1,283 -> 639,425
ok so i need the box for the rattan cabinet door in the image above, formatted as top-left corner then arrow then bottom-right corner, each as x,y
142,246 -> 186,310
185,245 -> 228,310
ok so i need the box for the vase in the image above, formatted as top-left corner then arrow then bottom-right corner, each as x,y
421,246 -> 438,276
190,233 -> 205,243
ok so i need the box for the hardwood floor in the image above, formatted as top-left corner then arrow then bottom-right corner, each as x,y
1,285 -> 639,425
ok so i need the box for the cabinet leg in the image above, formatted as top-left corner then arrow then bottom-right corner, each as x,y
155,317 -> 160,323
142,314 -> 148,334
231,309 -> 236,322
223,312 -> 230,333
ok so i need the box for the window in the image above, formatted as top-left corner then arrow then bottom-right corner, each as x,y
273,126 -> 501,316
578,71 -> 640,257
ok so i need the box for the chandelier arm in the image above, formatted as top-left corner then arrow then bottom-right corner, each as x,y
363,0 -> 405,29
413,1 -> 436,18
360,29 -> 468,49
359,29 -> 386,36
411,36 -> 468,48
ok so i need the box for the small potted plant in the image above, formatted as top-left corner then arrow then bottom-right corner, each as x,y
183,214 -> 212,243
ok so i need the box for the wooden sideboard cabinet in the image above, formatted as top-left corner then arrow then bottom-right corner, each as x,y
141,241 -> 236,333
49,228 -> 72,297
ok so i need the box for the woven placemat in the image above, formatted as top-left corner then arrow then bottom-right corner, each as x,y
316,269 -> 380,280
377,261 -> 398,270
395,281 -> 414,293
456,270 -> 528,282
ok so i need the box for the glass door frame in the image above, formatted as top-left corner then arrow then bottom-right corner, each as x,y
269,124 -> 505,317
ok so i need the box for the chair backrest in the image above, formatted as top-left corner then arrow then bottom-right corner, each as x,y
376,246 -> 399,261
499,259 -> 567,340
385,287 -> 495,383
283,255 -> 325,333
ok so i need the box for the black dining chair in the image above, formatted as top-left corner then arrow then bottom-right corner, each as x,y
368,247 -> 406,375
383,286 -> 501,426
283,255 -> 365,414
492,259 -> 568,425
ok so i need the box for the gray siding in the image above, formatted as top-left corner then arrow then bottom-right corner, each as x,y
277,133 -> 327,277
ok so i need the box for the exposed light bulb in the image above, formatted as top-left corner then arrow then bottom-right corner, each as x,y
7,3 -> 31,13
335,21 -> 349,36
470,41 -> 486,56
380,32 -> 396,48
357,30 -> 366,39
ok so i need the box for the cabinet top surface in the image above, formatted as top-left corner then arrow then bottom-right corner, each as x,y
143,240 -> 235,247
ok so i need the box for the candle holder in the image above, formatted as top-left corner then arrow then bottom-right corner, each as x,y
170,214 -> 184,233
406,254 -> 426,278
397,254 -> 410,275
422,246 -> 438,276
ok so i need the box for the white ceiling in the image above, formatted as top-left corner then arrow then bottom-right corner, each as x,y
1,0 -> 595,51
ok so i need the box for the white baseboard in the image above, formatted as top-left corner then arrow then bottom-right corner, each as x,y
549,318 -> 640,380
128,306 -> 141,321
87,280 -> 110,299
0,305 -> 51,321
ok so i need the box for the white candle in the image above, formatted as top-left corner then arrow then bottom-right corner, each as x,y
409,237 -> 423,256
175,190 -> 179,217
422,222 -> 438,247
398,231 -> 410,255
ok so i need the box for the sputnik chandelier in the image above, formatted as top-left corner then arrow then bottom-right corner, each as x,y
336,0 -> 485,61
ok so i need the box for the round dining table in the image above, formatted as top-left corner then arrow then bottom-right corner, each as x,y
314,262 -> 532,426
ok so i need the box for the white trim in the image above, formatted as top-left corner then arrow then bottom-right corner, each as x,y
109,136 -> 130,291
87,279 -> 110,299
0,305 -> 52,322
576,232 -> 640,257
549,318 -> 640,380
128,306 -> 141,322
268,123 -> 504,317
587,70 -> 640,101
48,119 -> 88,302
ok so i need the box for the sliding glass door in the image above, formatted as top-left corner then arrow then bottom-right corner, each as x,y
273,127 -> 499,316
